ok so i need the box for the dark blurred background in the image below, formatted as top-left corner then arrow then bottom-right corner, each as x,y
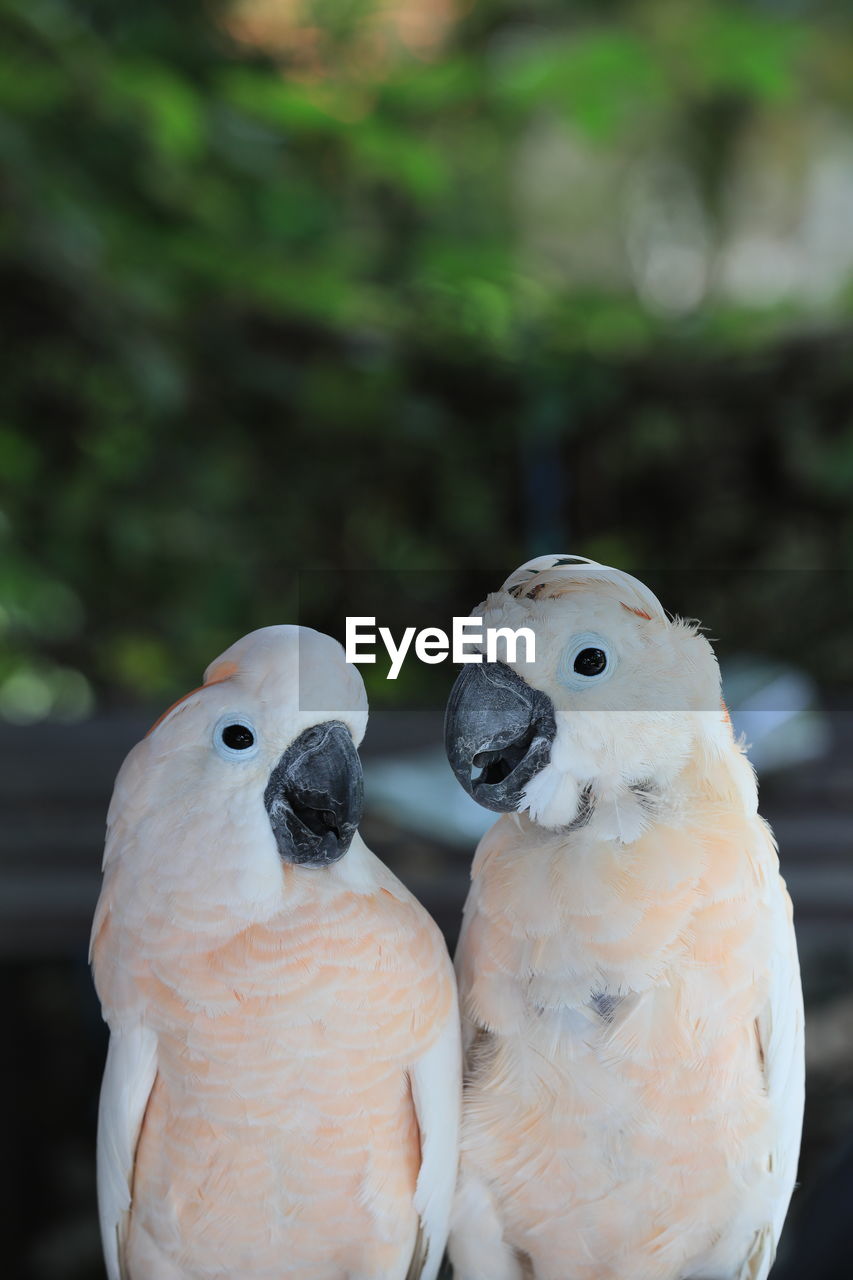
2,0 -> 853,1276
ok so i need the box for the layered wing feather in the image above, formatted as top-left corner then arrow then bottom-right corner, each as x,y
409,1002 -> 462,1279
754,844 -> 805,1265
96,1023 -> 158,1280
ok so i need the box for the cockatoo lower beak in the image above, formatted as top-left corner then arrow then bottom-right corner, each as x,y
444,662 -> 556,813
264,720 -> 363,866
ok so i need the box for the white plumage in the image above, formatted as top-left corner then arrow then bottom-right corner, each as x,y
445,556 -> 804,1280
91,625 -> 461,1280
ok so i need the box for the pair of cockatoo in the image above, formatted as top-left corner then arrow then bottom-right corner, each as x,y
92,557 -> 804,1280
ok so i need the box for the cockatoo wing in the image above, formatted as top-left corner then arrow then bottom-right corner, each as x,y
96,1023 -> 158,1280
453,910 -> 476,1054
756,862 -> 805,1261
738,1227 -> 775,1280
409,995 -> 462,1280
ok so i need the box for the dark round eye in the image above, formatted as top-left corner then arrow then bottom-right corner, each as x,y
573,647 -> 607,677
221,723 -> 255,751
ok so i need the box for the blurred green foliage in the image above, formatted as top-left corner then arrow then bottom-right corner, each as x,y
2,0 -> 853,713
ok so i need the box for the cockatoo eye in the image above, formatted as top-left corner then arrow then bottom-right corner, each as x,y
213,715 -> 260,760
574,648 -> 607,676
222,724 -> 254,749
557,633 -> 615,688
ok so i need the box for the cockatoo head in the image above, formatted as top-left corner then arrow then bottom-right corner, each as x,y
109,626 -> 368,920
445,556 -> 724,837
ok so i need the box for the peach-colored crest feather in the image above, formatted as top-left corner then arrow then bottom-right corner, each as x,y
621,601 -> 652,620
145,659 -> 239,736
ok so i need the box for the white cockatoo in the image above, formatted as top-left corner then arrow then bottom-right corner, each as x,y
443,556 -> 804,1280
91,625 -> 460,1280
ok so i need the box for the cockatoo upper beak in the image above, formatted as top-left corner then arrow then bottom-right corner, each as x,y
264,721 -> 363,867
444,662 -> 556,813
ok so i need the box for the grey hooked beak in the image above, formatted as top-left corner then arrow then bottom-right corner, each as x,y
444,662 -> 556,813
264,721 -> 363,867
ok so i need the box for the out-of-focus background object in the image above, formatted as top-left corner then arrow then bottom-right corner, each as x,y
3,0 -> 853,1276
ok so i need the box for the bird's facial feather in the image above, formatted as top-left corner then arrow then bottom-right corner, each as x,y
105,627 -> 368,930
447,567 -> 722,834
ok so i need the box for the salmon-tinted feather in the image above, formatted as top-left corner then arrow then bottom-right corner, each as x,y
92,627 -> 460,1280
145,660 -> 239,737
448,560 -> 803,1280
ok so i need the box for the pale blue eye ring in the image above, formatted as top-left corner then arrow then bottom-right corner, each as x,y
557,632 -> 616,689
213,713 -> 260,761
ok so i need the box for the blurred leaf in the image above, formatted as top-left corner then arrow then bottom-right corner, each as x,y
496,29 -> 665,141
103,61 -> 206,159
220,68 -> 345,134
688,6 -> 802,103
351,120 -> 447,198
